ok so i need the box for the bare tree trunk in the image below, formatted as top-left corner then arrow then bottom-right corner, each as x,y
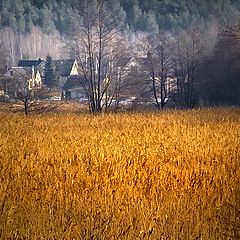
147,51 -> 160,108
23,100 -> 29,115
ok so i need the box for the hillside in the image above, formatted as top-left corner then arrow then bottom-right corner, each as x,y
0,0 -> 239,34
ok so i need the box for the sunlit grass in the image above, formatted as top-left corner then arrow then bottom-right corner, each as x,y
0,108 -> 239,239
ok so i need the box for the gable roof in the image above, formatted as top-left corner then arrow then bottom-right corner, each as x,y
62,75 -> 87,91
4,66 -> 42,80
7,67 -> 32,77
17,58 -> 77,78
117,57 -> 132,68
54,59 -> 75,77
136,57 -> 150,67
18,59 -> 44,68
119,57 -> 150,69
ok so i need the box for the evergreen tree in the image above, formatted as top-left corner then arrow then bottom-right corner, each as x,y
39,4 -> 55,33
44,55 -> 57,88
33,0 -> 45,9
24,2 -> 38,30
25,11 -> 33,32
0,0 -> 240,37
137,11 -> 158,33
7,12 -> 17,30
17,15 -> 25,33
12,0 -> 25,32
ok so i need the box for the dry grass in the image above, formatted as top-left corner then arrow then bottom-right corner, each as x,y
0,108 -> 239,239
0,101 -> 89,114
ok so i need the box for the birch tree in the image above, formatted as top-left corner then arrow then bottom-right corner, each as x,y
0,40 -> 9,75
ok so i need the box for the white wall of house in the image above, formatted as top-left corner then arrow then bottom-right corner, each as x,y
69,88 -> 86,99
166,77 -> 177,92
35,71 -> 42,86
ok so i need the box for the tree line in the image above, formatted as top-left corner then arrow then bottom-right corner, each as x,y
0,0 -> 240,34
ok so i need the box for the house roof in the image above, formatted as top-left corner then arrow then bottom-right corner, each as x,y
0,67 -> 32,89
117,57 -> 132,68
3,67 -> 42,80
54,59 -> 75,77
62,75 -> 87,90
136,57 -> 150,67
118,57 -> 150,69
17,58 -> 77,79
9,67 -> 32,77
18,59 -> 44,67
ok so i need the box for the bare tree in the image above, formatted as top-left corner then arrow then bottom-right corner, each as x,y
2,68 -> 39,115
0,40 -> 9,75
0,27 -> 65,66
19,26 -> 64,60
16,78 -> 33,115
69,0 -> 128,113
221,18 -> 240,41
173,27 -> 206,109
146,32 -> 175,109
0,28 -> 17,66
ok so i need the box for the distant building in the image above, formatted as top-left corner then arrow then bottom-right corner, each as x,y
18,58 -> 45,69
17,58 -> 45,83
53,59 -> 79,88
18,58 -> 79,89
5,66 -> 42,89
0,65 -> 42,99
62,75 -> 88,100
118,56 -> 177,104
0,58 -> 82,101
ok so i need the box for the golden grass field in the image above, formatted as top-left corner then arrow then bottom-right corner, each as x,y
0,108 -> 240,239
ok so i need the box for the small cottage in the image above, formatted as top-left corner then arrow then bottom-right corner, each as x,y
54,59 -> 79,88
62,75 -> 88,100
